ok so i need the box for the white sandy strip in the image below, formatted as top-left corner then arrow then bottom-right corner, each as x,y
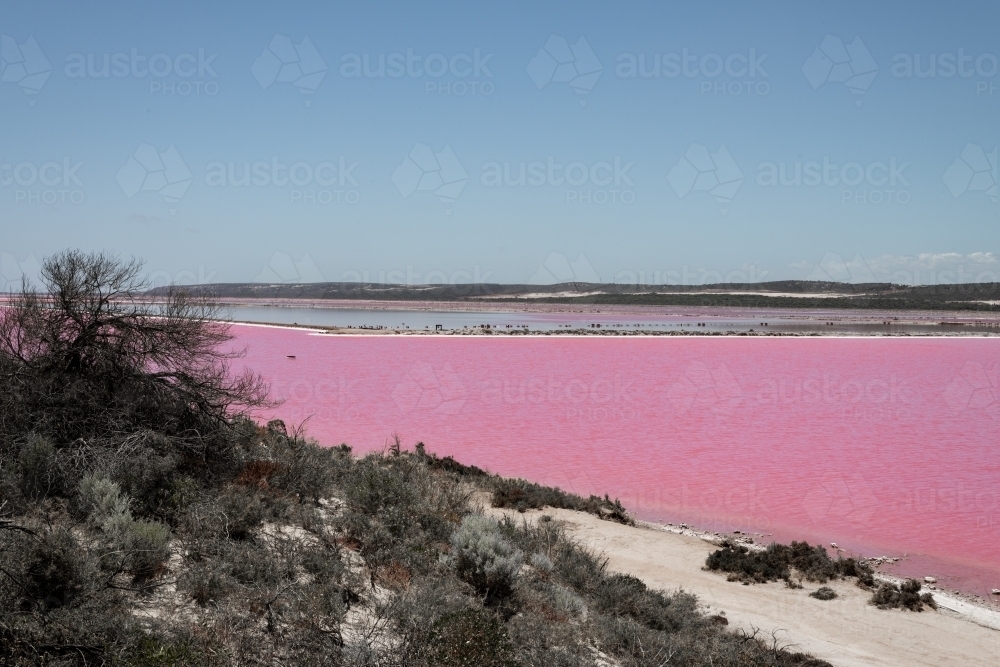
225,321 -> 998,339
910,589 -> 1000,631
353,291 -> 861,300
489,507 -> 1000,667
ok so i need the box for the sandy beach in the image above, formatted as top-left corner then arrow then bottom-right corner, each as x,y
488,505 -> 1000,667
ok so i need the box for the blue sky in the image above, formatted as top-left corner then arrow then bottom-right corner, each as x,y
2,0 -> 999,287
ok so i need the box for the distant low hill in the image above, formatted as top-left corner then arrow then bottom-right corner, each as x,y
149,280 -> 1000,312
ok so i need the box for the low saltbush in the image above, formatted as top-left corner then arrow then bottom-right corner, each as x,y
705,540 -> 874,586
810,586 -> 837,600
491,477 -> 632,524
450,514 -> 523,599
870,579 -> 937,611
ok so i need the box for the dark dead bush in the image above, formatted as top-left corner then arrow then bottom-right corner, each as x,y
18,434 -> 59,501
219,489 -> 266,541
182,563 -> 231,606
0,250 -> 269,484
23,528 -> 88,610
236,459 -> 285,489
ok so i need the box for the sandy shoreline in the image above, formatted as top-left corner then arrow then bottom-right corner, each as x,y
217,297 -> 1000,324
229,320 -> 1000,337
488,506 -> 1000,667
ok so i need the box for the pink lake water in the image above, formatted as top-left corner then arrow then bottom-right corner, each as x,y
234,325 -> 1000,597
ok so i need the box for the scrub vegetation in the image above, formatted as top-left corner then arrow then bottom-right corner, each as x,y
1,251 -> 841,665
704,541 -> 936,611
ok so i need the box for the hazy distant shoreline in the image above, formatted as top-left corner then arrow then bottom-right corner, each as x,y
147,279 -> 1000,313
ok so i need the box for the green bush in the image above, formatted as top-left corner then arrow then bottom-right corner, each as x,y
450,514 -> 522,599
78,473 -> 131,525
101,509 -> 171,581
124,519 -> 172,580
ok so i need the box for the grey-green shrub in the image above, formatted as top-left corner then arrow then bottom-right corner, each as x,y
450,514 -> 522,597
530,552 -> 554,573
78,473 -> 131,525
102,515 -> 172,581
549,583 -> 588,619
80,476 -> 171,580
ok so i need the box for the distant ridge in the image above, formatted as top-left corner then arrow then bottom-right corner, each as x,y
148,280 -> 1000,312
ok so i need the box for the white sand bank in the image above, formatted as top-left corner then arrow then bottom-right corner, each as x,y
493,507 -> 1000,667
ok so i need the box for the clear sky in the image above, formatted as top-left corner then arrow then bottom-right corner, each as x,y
2,0 -> 998,287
